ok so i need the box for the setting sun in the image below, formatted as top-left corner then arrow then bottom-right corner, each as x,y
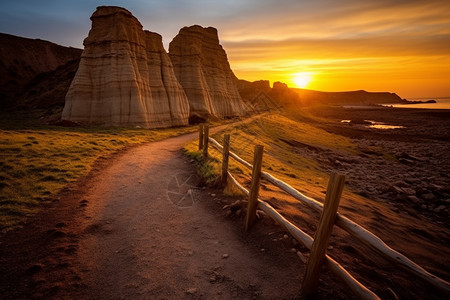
293,72 -> 312,88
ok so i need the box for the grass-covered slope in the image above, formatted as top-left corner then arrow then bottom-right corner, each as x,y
0,112 -> 197,231
185,112 -> 358,200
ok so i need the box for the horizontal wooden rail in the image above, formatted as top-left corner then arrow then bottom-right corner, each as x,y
335,214 -> 450,294
261,171 -> 323,212
227,171 -> 379,300
208,136 -> 223,152
261,171 -> 450,293
209,136 -> 450,295
227,171 -> 250,196
209,137 -> 253,170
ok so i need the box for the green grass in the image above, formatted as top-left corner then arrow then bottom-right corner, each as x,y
184,110 -> 399,237
184,146 -> 222,184
185,112 -> 359,201
0,112 -> 199,231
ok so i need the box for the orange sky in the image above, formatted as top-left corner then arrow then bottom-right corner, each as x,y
1,0 -> 449,98
218,1 -> 450,98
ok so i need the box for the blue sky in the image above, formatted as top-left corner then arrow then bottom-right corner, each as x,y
1,0 -> 449,97
1,0 -> 277,48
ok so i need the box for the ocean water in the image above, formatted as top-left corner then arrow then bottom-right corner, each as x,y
388,97 -> 450,110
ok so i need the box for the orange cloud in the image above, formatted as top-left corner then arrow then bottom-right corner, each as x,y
219,0 -> 450,98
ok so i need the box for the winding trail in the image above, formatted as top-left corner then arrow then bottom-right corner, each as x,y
66,128 -> 300,299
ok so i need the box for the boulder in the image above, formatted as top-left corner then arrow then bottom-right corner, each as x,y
386,185 -> 404,195
169,25 -> 246,120
421,193 -> 436,201
406,196 -> 423,205
62,6 -> 190,128
433,205 -> 446,214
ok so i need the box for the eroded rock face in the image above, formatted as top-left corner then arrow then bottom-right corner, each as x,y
62,6 -> 190,128
169,25 -> 246,120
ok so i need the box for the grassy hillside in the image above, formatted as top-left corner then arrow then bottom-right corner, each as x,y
0,112 -> 198,231
183,109 -> 397,233
185,110 -> 450,299
185,112 -> 358,200
0,33 -> 81,108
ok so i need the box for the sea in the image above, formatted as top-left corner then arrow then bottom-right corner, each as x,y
387,97 -> 450,110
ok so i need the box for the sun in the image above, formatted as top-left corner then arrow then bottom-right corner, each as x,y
293,72 -> 312,88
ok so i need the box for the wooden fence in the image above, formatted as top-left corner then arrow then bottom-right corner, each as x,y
197,124 -> 450,299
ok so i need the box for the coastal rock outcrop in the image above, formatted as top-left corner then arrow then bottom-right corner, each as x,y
62,6 -> 190,128
237,80 -> 271,102
169,25 -> 246,120
295,89 -> 403,106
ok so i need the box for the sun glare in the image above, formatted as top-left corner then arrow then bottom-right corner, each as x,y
293,72 -> 312,88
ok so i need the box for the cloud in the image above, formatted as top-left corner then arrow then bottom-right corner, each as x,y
218,0 -> 450,41
0,0 -> 448,96
224,34 -> 450,69
1,0 -> 449,47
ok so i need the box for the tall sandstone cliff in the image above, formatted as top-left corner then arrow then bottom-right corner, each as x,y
169,26 -> 246,120
62,6 -> 190,128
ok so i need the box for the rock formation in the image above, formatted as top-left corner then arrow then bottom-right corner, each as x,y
268,81 -> 301,105
62,6 -> 190,128
236,80 -> 279,113
0,33 -> 81,108
169,25 -> 246,120
237,80 -> 404,107
237,80 -> 272,102
294,88 -> 403,106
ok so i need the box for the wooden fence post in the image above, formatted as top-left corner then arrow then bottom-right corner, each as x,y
245,145 -> 264,231
221,134 -> 230,186
198,124 -> 204,151
301,172 -> 346,298
202,124 -> 209,160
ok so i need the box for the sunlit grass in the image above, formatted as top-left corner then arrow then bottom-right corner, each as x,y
185,112 -> 358,200
0,113 -> 199,231
184,110 -> 400,245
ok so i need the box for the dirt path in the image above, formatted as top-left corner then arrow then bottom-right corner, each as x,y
3,127 -> 346,299
70,130 -> 295,299
3,109 -> 448,299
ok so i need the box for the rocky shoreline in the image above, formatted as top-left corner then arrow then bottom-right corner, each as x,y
307,106 -> 450,225
335,138 -> 448,222
399,99 -> 437,104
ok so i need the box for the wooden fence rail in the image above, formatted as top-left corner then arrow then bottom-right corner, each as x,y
261,171 -> 450,293
228,171 -> 379,299
198,125 -> 450,298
